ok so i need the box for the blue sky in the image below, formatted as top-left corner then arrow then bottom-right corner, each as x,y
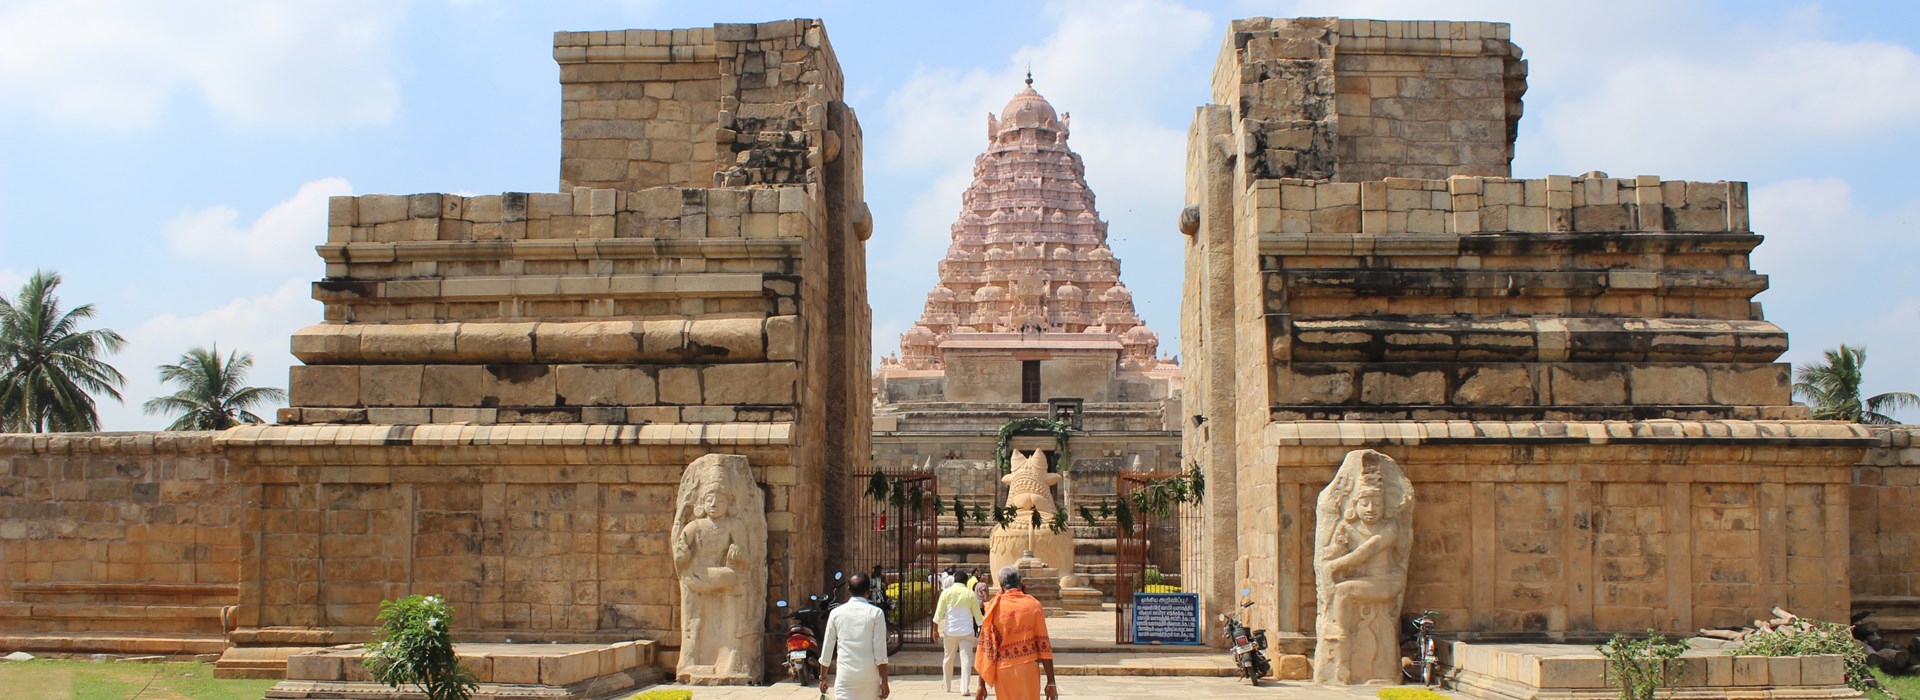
1,0 -> 1915,430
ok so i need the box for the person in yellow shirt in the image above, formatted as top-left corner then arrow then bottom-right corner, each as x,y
933,570 -> 985,693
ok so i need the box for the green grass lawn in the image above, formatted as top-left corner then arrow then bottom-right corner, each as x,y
0,660 -> 278,700
1869,669 -> 1920,700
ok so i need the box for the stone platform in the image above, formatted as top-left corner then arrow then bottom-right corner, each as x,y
265,640 -> 660,700
889,609 -> 1239,678
1445,642 -> 1861,700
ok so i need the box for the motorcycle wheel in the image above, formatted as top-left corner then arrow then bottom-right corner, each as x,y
886,626 -> 903,655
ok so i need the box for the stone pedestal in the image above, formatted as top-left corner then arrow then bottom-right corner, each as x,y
1014,556 -> 1069,617
1060,586 -> 1105,611
989,521 -> 1076,594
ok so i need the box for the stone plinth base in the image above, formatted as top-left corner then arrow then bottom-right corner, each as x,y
215,627 -> 338,679
1446,642 -> 1861,700
1061,587 -> 1104,611
265,640 -> 661,700
1014,559 -> 1069,617
989,520 -> 1076,593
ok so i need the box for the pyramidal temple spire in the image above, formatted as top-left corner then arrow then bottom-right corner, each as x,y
884,85 -> 1164,374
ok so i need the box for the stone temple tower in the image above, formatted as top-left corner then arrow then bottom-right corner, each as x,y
871,79 -> 1183,607
877,78 -> 1177,403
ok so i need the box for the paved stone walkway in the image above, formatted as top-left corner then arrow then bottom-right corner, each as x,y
641,676 -> 1435,699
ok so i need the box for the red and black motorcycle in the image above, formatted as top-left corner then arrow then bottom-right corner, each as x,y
775,571 -> 844,685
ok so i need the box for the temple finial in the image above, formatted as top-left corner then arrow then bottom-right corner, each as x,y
1025,64 -> 1033,87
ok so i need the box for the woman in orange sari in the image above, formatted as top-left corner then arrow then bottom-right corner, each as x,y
974,568 -> 1058,700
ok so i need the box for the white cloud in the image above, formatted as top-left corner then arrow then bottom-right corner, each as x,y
1540,37 -> 1920,176
163,177 -> 351,275
0,268 -> 22,294
1751,177 -> 1920,422
0,0 -> 406,131
103,277 -> 313,431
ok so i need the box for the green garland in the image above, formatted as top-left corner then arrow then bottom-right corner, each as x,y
995,417 -> 1072,474
866,450 -> 1207,537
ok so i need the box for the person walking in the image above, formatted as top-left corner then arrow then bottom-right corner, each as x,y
934,569 -> 985,693
971,568 -> 991,604
820,572 -> 891,700
974,568 -> 1058,700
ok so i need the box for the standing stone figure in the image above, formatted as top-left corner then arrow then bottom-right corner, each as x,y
1312,449 -> 1413,685
671,453 -> 766,684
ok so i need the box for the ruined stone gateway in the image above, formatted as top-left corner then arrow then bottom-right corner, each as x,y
1179,17 -> 1910,689
0,13 -> 1915,697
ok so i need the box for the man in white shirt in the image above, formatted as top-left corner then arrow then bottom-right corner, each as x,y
934,570 -> 984,693
820,572 -> 890,699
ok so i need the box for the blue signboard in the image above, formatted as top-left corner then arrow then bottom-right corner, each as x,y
1131,593 -> 1202,645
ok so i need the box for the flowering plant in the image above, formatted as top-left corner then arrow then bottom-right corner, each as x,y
365,594 -> 477,700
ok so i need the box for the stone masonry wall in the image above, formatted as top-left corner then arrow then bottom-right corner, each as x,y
1247,174 -> 1789,421
556,20 -> 845,190
287,186 -> 823,426
1209,18 -> 1524,183
225,424 -> 799,644
1183,16 -> 1874,650
1852,427 -> 1920,600
0,433 -> 241,642
236,18 -> 869,668
1260,421 -> 1867,640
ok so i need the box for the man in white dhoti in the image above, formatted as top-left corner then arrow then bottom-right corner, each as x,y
820,572 -> 891,699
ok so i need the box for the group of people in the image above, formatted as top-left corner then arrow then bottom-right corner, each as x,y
818,566 -> 1059,700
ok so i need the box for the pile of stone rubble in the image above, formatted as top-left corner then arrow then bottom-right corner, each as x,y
1695,607 -> 1920,677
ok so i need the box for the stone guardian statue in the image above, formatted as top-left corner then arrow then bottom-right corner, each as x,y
1311,449 -> 1413,685
670,453 -> 766,684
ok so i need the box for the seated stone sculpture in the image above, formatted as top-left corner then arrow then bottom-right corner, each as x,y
671,453 -> 765,684
1312,449 -> 1413,685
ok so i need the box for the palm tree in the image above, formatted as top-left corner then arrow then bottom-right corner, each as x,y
0,270 -> 127,432
142,345 -> 287,430
1792,344 -> 1919,424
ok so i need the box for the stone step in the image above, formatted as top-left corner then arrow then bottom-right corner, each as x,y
886,649 -> 1241,677
0,632 -> 228,656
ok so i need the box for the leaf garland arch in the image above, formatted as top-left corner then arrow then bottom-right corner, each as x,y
994,417 -> 1072,474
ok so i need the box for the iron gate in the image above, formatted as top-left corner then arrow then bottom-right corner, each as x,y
845,470 -> 940,646
1114,472 -> 1204,643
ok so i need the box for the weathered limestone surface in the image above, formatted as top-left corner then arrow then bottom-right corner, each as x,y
671,454 -> 764,685
1181,17 -> 1879,671
236,18 -> 870,683
0,433 -> 239,646
1311,449 -> 1412,685
1852,427 -> 1920,640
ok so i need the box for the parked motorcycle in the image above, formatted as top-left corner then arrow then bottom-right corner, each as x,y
1220,587 -> 1271,685
775,571 -> 844,685
1403,609 -> 1439,686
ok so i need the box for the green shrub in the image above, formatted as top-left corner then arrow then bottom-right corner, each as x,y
1597,630 -> 1688,700
1379,688 -> 1448,700
628,691 -> 693,700
1143,584 -> 1182,593
1732,619 -> 1870,692
1143,566 -> 1164,587
365,594 -> 477,700
886,582 -> 935,625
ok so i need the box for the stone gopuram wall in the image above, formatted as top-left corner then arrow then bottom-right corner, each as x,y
1265,423 -> 1864,639
0,433 -> 241,654
1182,16 -> 1878,654
224,18 -> 869,673
1853,427 -> 1920,609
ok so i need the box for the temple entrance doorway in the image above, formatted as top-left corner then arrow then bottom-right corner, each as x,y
845,469 -> 941,649
1114,472 -> 1205,645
